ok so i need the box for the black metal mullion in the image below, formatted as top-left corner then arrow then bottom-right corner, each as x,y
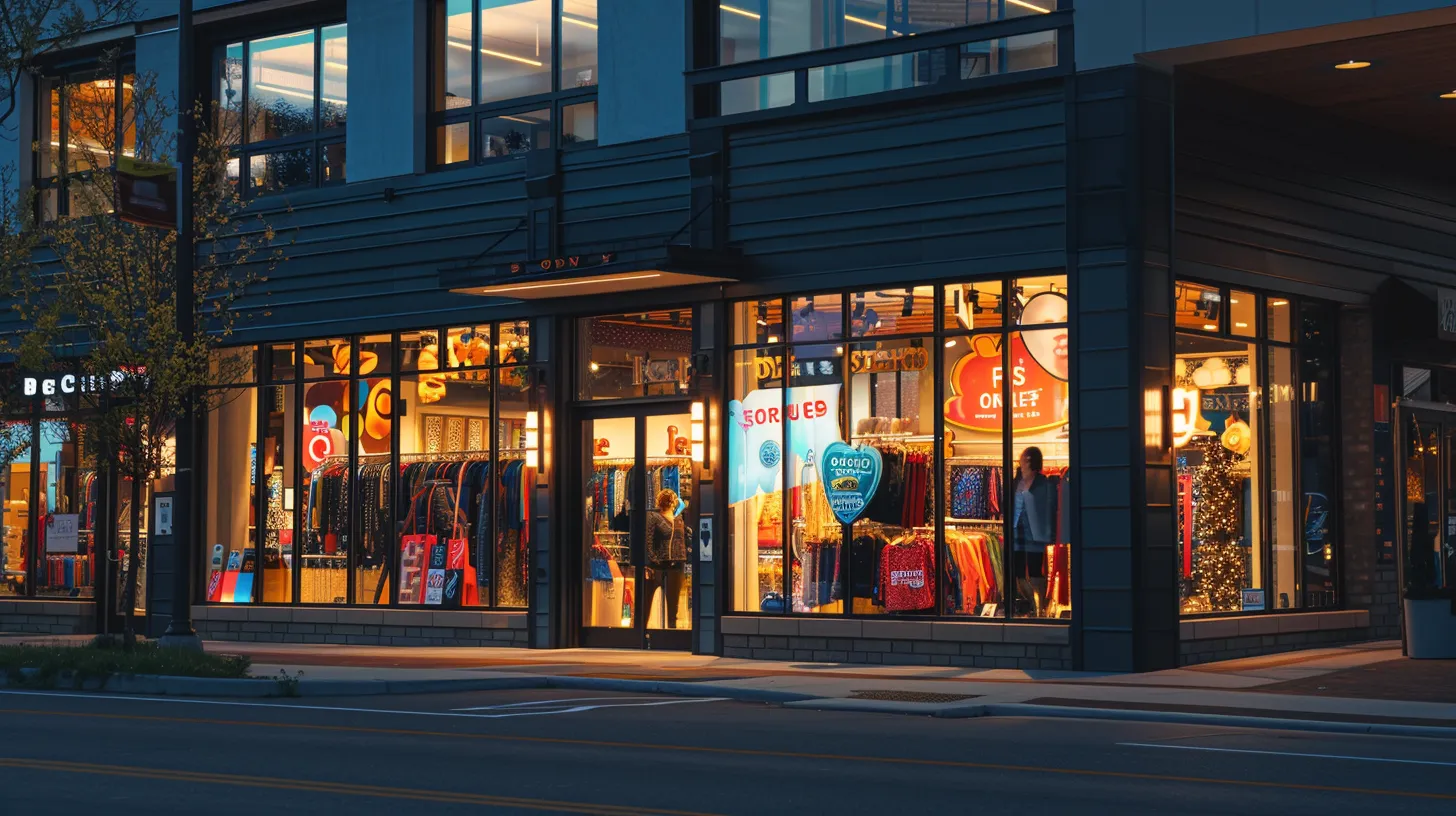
253,360 -> 268,603
312,26 -> 323,135
780,310 -> 790,614
472,0 -> 482,162
634,413 -> 648,642
1289,303 -> 1305,610
489,325 -> 499,608
240,42 -> 252,199
1002,277 -> 1013,620
839,293 -> 850,617
389,333 -> 402,607
347,336 -> 361,605
291,341 -> 304,606
311,25 -> 322,185
933,284 -> 946,617
57,80 -> 69,217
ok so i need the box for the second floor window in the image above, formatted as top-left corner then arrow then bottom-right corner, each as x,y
718,1 -> 1054,65
34,63 -> 135,221
217,23 -> 348,197
429,0 -> 599,168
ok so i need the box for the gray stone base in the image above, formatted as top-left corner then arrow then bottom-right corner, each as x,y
0,600 -> 96,635
192,605 -> 528,646
720,616 -> 1072,670
1178,610 -> 1375,666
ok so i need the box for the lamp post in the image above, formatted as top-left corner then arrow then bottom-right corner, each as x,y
160,0 -> 201,650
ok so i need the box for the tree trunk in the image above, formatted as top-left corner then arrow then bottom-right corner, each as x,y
121,475 -> 142,651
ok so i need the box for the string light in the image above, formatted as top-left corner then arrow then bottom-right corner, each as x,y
1190,437 -> 1246,612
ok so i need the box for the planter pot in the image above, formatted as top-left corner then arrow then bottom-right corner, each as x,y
1405,598 -> 1456,659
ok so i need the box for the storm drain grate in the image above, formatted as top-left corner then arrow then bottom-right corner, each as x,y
849,690 -> 981,704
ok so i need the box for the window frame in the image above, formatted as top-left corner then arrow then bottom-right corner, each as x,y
32,59 -> 134,221
213,21 -> 348,198
689,0 -> 1070,121
427,0 -> 599,169
1174,280 -> 1342,616
727,274 -> 1073,623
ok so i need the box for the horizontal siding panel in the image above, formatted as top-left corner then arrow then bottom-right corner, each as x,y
726,86 -> 1067,280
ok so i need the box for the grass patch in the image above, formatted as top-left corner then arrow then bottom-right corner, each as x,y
0,637 -> 251,688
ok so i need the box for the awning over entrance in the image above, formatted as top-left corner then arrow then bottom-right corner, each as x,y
439,246 -> 739,300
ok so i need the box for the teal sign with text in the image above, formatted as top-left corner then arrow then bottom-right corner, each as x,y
820,441 -> 883,525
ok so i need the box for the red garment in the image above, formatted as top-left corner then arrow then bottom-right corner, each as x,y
1046,543 -> 1071,606
880,536 -> 935,612
899,453 -> 930,529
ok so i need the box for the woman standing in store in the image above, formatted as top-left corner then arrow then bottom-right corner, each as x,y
1014,447 -> 1056,616
646,489 -> 687,628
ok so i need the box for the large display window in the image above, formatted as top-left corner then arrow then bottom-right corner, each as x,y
728,276 -> 1073,621
1174,282 -> 1339,615
202,323 -> 535,608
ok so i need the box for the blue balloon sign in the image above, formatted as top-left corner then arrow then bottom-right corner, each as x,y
820,441 -> 883,525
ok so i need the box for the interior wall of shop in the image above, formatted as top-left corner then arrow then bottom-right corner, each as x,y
1172,74 -> 1456,653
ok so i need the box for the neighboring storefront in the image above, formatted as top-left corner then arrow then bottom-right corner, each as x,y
0,383 -> 163,635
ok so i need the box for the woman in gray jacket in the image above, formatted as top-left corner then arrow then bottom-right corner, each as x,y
1013,447 -> 1057,616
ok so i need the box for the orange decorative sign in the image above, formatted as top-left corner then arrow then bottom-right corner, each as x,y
944,334 -> 1068,435
507,253 -> 615,276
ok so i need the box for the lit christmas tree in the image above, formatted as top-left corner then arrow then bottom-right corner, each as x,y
1191,437 -> 1245,611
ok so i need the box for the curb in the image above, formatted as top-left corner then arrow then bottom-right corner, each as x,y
3,672 -> 816,702
978,703 -> 1456,739
9,671 -> 1456,737
782,697 -> 1456,738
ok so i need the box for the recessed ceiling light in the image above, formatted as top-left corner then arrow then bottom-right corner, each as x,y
1203,323 -> 1218,331
1335,60 -> 1371,70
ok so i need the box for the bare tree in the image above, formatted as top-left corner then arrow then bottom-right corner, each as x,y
13,62 -> 281,646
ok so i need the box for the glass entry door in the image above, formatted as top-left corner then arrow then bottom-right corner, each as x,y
1400,407 -> 1456,600
580,407 -> 695,649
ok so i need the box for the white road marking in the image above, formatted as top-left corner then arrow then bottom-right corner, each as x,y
1119,742 -> 1456,768
452,697 -> 725,713
0,689 -> 724,719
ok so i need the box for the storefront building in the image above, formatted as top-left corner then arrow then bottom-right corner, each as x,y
5,2 -> 1456,671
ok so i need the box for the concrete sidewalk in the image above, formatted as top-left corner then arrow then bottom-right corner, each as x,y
225,638 -> 1456,731
7,633 -> 1454,734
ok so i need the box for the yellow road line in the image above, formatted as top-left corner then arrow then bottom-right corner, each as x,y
0,758 -> 719,815
5,708 -> 1455,802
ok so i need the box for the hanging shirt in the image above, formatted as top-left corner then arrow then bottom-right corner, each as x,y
880,538 -> 935,612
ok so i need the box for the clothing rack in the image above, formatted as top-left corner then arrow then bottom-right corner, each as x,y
400,451 -> 489,462
593,455 -> 693,464
852,432 -> 935,443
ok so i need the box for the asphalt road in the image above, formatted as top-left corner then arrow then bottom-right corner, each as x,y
2,687 -> 1455,815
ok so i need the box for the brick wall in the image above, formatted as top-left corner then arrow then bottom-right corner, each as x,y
193,606 -> 528,646
1178,610 -> 1375,665
721,617 -> 1072,670
0,600 -> 96,635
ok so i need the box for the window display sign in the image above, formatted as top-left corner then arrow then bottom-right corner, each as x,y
44,513 -> 80,554
944,334 -> 1068,435
819,441 -> 882,524
728,384 -> 842,505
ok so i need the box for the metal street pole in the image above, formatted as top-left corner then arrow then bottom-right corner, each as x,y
161,0 -> 201,650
